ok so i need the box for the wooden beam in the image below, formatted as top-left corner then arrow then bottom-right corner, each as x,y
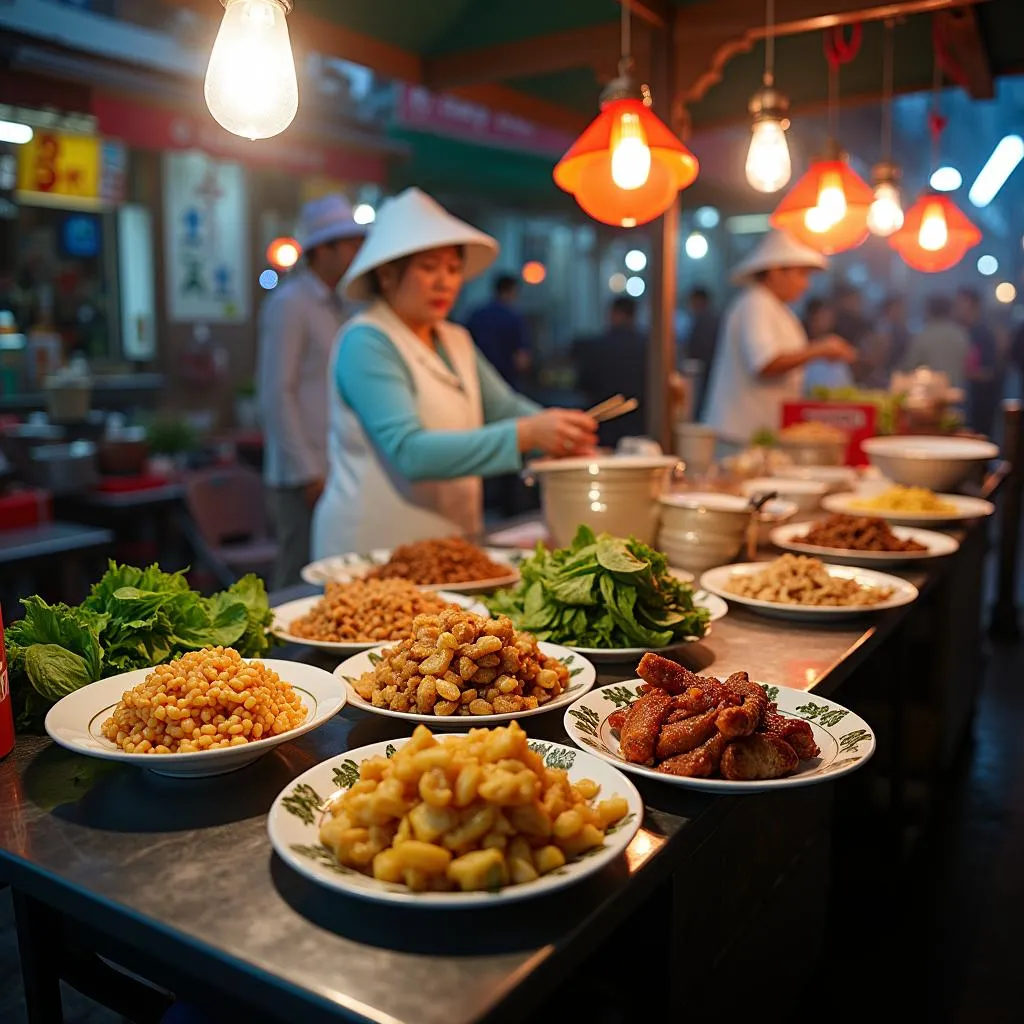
669,0 -> 991,134
934,6 -> 994,99
448,83 -> 588,135
423,23 -> 622,92
618,0 -> 671,29
161,0 -> 422,84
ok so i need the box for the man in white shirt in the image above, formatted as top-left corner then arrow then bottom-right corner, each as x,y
702,231 -> 856,446
257,195 -> 365,587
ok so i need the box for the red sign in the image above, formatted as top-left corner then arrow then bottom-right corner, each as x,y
92,94 -> 388,185
781,402 -> 878,466
395,85 -> 574,156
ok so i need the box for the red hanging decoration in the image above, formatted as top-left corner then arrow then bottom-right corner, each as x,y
554,97 -> 699,227
888,192 -> 981,272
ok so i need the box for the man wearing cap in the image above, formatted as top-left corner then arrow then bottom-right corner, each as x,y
257,195 -> 365,587
702,231 -> 856,447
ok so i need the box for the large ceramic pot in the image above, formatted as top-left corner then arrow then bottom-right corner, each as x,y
524,455 -> 680,547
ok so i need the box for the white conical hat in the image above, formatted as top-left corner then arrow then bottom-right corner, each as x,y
730,230 -> 829,285
341,187 -> 499,301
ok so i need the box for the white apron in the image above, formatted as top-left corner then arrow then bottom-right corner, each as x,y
311,301 -> 484,556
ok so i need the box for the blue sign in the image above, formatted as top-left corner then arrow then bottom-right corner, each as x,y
61,214 -> 100,258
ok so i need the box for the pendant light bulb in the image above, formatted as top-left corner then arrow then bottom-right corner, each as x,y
745,118 -> 792,193
918,199 -> 949,251
816,171 -> 847,224
205,0 -> 298,141
610,110 -> 652,191
867,181 -> 904,237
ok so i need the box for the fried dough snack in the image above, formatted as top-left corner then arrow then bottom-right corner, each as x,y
366,537 -> 510,586
611,654 -> 820,781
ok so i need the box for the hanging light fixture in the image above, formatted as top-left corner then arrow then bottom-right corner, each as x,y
867,21 -> 904,237
745,0 -> 792,193
770,26 -> 872,254
553,3 -> 698,227
889,35 -> 980,272
205,0 -> 299,141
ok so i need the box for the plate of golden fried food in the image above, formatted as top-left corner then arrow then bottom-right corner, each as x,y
563,653 -> 875,794
44,647 -> 347,778
271,580 -> 487,654
769,515 -> 960,567
822,485 -> 994,527
300,537 -> 523,593
700,553 -> 918,620
334,606 -> 595,726
268,721 -> 643,905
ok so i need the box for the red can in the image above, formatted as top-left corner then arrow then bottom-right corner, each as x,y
0,605 -> 14,759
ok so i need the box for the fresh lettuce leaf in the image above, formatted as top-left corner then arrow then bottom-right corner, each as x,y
24,644 -> 94,702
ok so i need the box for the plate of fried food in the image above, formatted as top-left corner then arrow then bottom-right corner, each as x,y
300,537 -> 523,593
699,553 -> 918,620
271,580 -> 488,654
822,485 -> 994,527
769,514 -> 960,567
44,647 -> 347,778
268,721 -> 643,906
563,653 -> 874,793
334,605 -> 596,726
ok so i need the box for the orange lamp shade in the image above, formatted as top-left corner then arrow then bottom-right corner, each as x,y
888,193 -> 981,273
770,159 -> 874,255
553,98 -> 699,228
267,236 -> 301,271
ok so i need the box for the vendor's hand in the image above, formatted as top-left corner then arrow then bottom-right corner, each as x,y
812,336 -> 858,364
304,476 -> 325,508
518,409 -> 598,457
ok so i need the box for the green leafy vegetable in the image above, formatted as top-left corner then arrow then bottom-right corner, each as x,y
485,526 -> 709,650
5,561 -> 277,734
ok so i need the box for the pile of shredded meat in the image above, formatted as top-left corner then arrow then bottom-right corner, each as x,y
609,653 -> 820,780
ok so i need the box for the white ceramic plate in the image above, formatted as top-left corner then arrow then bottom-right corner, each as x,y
271,591 -> 488,654
769,521 -> 960,567
268,735 -> 643,906
567,592 -> 729,663
300,547 -> 523,593
44,660 -> 347,778
335,642 -> 596,726
564,680 -> 875,794
699,562 -> 919,620
821,490 -> 995,527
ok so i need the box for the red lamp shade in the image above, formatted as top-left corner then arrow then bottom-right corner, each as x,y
770,158 -> 874,255
553,98 -> 699,228
888,192 -> 981,273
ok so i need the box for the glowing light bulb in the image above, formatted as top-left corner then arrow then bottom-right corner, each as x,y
918,200 -> 949,252
745,119 -> 792,193
610,111 -> 651,191
867,181 -> 904,237
204,0 -> 298,141
803,205 -> 833,234
816,171 -> 847,224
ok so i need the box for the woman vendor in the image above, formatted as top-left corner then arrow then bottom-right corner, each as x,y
702,231 -> 856,447
312,188 -> 598,556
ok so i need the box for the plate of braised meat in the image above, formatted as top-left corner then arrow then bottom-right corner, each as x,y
563,653 -> 874,793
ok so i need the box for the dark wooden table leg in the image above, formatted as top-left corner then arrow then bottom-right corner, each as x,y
12,889 -> 65,1024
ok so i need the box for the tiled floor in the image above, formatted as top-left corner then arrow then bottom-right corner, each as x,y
3,631 -> 1023,1023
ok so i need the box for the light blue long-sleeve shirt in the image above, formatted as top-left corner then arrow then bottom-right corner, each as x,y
335,324 -> 540,482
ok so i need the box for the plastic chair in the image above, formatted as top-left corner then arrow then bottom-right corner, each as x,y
182,465 -> 278,588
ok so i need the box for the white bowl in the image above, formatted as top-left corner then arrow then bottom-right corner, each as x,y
771,464 -> 858,492
658,492 -> 797,575
861,435 -> 998,491
740,476 -> 827,515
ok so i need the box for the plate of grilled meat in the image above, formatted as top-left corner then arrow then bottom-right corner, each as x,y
563,653 -> 874,793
